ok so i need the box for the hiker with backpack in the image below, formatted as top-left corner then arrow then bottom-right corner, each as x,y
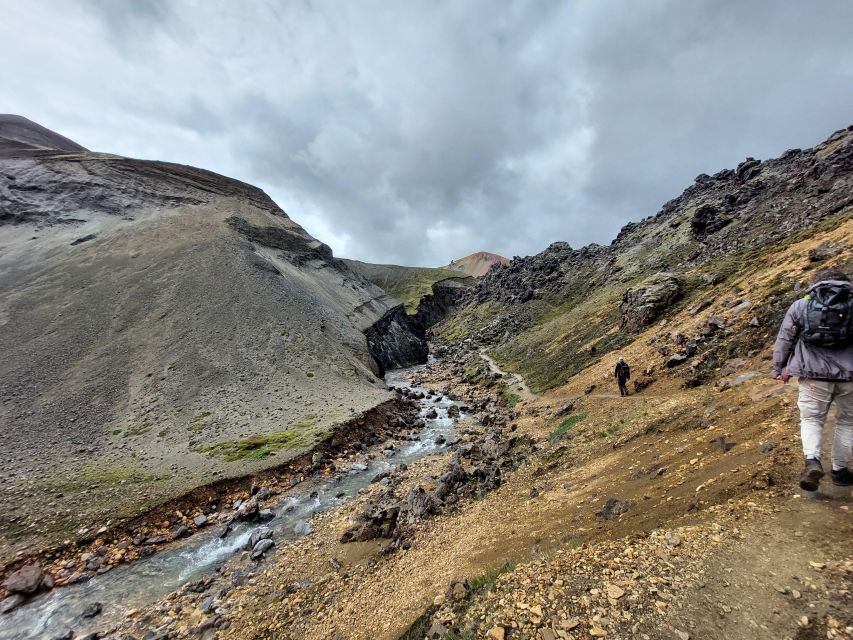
615,357 -> 631,397
772,268 -> 853,490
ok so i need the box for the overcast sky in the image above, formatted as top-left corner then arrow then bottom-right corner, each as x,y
2,1 -> 852,265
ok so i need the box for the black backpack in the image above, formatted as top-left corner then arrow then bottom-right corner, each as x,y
802,283 -> 853,348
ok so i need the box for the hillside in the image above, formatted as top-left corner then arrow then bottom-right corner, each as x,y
445,251 -> 510,277
1,123 -> 850,640
0,114 -> 86,153
0,118 -> 427,560
343,259 -> 464,313
438,125 -> 853,391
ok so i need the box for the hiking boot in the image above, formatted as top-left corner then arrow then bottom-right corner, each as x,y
799,458 -> 824,491
831,467 -> 853,487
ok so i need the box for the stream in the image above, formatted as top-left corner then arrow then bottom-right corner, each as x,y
0,362 -> 459,640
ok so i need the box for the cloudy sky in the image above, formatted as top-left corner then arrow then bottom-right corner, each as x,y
2,1 -> 852,265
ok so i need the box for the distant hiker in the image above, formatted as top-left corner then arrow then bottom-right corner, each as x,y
615,357 -> 631,397
772,268 -> 853,491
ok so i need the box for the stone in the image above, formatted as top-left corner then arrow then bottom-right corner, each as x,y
172,525 -> 189,538
808,243 -> 841,262
248,526 -> 273,550
487,626 -> 505,640
351,463 -> 368,472
597,498 -> 629,520
81,602 -> 103,618
258,509 -> 274,521
193,515 -> 208,527
293,520 -> 313,536
0,594 -> 24,614
620,274 -> 681,332
665,353 -> 688,367
606,584 -> 625,599
590,625 -> 608,637
731,300 -> 753,315
3,564 -> 43,594
690,203 -> 730,238
199,596 -> 216,614
250,539 -> 274,560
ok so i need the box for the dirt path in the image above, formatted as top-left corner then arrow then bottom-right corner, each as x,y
479,348 -> 536,400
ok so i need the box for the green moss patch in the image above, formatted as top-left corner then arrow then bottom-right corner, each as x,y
549,412 -> 586,442
201,416 -> 317,461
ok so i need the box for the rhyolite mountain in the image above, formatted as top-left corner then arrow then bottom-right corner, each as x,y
0,116 -> 427,558
444,251 -> 510,277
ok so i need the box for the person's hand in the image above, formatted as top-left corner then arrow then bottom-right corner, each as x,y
774,369 -> 790,383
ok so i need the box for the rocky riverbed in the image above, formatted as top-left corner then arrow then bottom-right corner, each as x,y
0,355 -> 529,639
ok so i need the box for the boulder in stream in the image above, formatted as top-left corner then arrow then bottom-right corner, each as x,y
250,539 -> 275,560
3,564 -> 44,594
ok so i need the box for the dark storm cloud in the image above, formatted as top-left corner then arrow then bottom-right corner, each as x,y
1,0 -> 852,265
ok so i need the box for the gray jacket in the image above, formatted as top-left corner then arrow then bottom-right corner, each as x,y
772,280 -> 853,381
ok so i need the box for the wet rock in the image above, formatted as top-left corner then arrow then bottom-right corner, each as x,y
250,539 -> 275,560
447,405 -> 460,418
0,594 -> 24,614
172,525 -> 189,538
194,515 -> 209,528
293,520 -> 313,536
597,498 -> 629,520
258,508 -> 275,521
248,526 -> 273,550
371,470 -> 391,484
425,408 -> 438,419
3,564 -> 44,594
351,463 -> 368,472
81,602 -> 103,618
50,628 -> 74,640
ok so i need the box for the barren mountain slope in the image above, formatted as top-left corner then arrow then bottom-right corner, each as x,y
0,119 -> 425,560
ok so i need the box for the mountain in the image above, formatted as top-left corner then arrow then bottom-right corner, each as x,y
444,251 -> 510,277
439,125 -> 853,391
0,114 -> 87,153
342,259 -> 463,313
0,117 -> 426,558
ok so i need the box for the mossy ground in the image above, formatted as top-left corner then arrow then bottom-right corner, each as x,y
200,416 -> 318,461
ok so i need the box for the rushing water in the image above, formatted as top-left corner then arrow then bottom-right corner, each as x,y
1,364 -> 458,640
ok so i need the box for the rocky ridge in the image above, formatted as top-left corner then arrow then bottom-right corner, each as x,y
440,125 -> 853,391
